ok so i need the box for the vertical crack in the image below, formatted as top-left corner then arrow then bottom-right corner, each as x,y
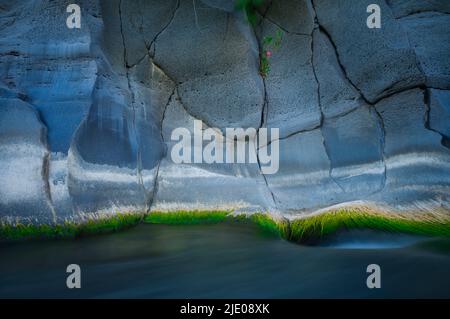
118,0 -> 128,68
423,88 -> 450,150
371,106 -> 388,191
310,1 -> 371,103
150,0 -> 180,59
148,88 -> 176,212
310,28 -> 345,193
118,0 -> 146,204
310,0 -> 387,192
251,15 -> 278,209
119,0 -> 179,213
127,0 -> 181,69
260,79 -> 268,128
252,23 -> 268,129
28,100 -> 58,223
309,1 -> 344,192
42,151 -> 57,223
255,143 -> 278,209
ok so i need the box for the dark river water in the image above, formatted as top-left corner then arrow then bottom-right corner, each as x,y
1,223 -> 449,298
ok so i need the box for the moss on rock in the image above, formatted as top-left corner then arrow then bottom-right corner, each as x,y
2,209 -> 449,244
0,213 -> 144,241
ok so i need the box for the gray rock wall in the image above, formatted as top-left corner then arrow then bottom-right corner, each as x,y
0,0 -> 449,224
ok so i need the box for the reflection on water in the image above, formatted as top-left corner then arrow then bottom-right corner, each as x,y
0,222 -> 449,298
318,229 -> 427,249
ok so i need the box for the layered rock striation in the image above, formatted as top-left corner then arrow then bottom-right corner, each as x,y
0,0 -> 449,224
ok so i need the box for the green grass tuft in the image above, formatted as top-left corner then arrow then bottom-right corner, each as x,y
144,211 -> 230,225
0,213 -> 143,241
248,213 -> 289,238
2,209 -> 450,244
289,209 -> 450,243
145,211 -> 288,238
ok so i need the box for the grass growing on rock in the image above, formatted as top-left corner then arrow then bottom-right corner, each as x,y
247,213 -> 290,238
144,211 -> 230,225
145,211 -> 290,238
145,210 -> 450,243
0,213 -> 143,241
288,209 -> 450,243
2,209 -> 449,243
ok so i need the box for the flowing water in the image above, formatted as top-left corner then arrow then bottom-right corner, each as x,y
0,222 -> 449,298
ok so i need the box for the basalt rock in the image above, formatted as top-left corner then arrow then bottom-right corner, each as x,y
0,0 -> 449,224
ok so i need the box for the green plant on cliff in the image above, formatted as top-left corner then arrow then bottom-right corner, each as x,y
235,1 -> 284,77
260,29 -> 283,77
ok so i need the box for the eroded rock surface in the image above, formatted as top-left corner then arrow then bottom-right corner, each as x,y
1,0 -> 449,224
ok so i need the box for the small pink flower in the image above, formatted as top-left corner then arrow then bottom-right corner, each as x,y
265,50 -> 272,58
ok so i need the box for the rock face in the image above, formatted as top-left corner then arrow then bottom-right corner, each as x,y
0,99 -> 55,223
0,0 -> 449,224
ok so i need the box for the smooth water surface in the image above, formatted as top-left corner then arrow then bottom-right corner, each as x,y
0,223 -> 449,298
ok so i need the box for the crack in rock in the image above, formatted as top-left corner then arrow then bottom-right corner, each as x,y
310,25 -> 345,193
149,88 -> 177,212
126,0 -> 181,70
310,1 -> 387,193
251,15 -> 278,209
424,88 -> 450,150
118,0 -> 144,191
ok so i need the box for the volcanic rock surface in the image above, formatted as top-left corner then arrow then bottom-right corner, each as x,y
0,0 -> 449,223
